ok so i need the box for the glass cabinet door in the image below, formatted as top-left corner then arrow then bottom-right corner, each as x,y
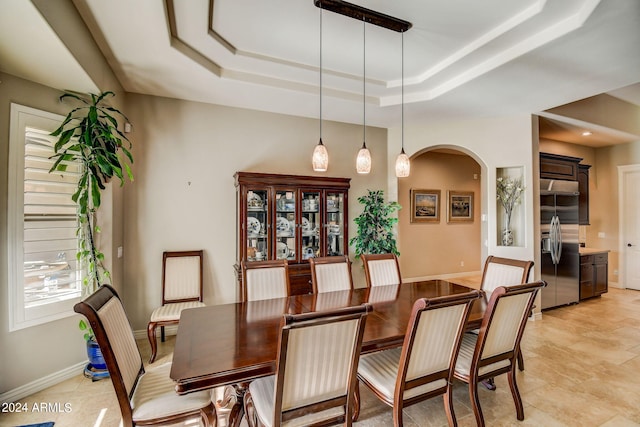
325,191 -> 345,256
301,191 -> 321,260
246,189 -> 269,261
275,190 -> 296,261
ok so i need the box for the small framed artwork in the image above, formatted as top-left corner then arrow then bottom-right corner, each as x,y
411,189 -> 441,223
447,191 -> 474,222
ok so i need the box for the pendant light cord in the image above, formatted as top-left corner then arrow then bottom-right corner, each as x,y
401,30 -> 405,154
363,17 -> 366,147
320,9 -> 323,142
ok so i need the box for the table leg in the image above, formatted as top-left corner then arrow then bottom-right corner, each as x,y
217,383 -> 248,427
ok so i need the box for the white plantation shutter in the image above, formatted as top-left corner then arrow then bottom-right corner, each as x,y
8,104 -> 83,330
22,128 -> 82,307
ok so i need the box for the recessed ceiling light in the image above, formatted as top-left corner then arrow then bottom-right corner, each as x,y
582,131 -> 592,136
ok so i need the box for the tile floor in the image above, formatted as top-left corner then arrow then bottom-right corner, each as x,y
2,287 -> 640,427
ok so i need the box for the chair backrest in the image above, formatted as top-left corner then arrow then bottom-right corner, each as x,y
473,282 -> 545,372
361,253 -> 402,287
480,256 -> 533,294
309,255 -> 354,293
162,250 -> 204,304
74,285 -> 143,424
397,290 -> 481,401
273,304 -> 372,426
242,259 -> 290,301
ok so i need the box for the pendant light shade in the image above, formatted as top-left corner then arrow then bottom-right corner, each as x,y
313,139 -> 329,172
395,30 -> 410,178
357,18 -> 371,174
395,148 -> 411,177
313,9 -> 329,172
356,142 -> 371,174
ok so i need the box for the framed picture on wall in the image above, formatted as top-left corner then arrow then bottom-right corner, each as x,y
447,191 -> 474,222
411,189 -> 440,223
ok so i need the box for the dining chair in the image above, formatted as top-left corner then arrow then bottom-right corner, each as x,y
453,281 -> 546,427
480,256 -> 534,375
356,290 -> 482,427
360,253 -> 402,287
147,250 -> 205,363
74,284 -> 216,427
309,255 -> 354,293
243,304 -> 372,427
242,259 -> 290,301
481,256 -> 534,295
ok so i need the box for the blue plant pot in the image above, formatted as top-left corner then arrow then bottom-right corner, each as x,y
86,339 -> 107,370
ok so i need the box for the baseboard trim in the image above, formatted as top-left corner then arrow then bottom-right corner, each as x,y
609,281 -> 622,289
133,325 -> 179,341
0,361 -> 86,404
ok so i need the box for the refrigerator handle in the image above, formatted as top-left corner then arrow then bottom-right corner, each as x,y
549,216 -> 557,265
556,216 -> 563,262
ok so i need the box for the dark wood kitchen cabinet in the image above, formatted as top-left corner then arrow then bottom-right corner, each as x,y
580,252 -> 608,300
578,164 -> 591,225
540,152 -> 582,181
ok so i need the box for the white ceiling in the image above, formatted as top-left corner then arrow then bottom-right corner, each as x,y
1,0 -> 639,145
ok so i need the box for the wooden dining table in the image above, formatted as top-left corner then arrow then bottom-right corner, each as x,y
170,279 -> 484,424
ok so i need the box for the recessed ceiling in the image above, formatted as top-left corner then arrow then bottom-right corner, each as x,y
1,0 -> 639,143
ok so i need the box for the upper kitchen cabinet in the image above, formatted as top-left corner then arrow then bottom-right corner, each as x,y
540,152 -> 582,181
540,153 -> 590,225
578,164 -> 591,225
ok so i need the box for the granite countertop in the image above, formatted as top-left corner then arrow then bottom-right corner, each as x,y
579,247 -> 610,255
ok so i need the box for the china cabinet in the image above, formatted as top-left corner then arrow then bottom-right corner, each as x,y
235,172 -> 350,296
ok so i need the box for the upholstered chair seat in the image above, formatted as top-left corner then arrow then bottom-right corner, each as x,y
244,305 -> 372,427
453,282 -> 545,427
356,291 -> 481,427
75,285 -> 216,426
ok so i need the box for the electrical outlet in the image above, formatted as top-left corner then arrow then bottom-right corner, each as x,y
117,246 -> 123,258
598,232 -> 606,238
614,269 -> 619,276
460,261 -> 464,267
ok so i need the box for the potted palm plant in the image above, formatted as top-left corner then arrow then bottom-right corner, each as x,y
49,91 -> 133,378
349,189 -> 401,257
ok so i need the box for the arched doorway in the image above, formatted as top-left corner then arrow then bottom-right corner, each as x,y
396,147 -> 486,281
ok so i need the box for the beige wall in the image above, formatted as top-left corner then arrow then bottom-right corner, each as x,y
388,115 -> 538,275
122,93 -> 388,330
539,138 -> 640,285
398,151 -> 482,279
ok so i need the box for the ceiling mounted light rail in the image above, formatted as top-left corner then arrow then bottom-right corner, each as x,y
314,0 -> 412,32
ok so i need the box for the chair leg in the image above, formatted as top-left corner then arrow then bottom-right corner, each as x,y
243,388 -> 259,427
161,325 -> 166,342
147,322 -> 158,364
517,348 -> 525,371
443,388 -> 458,427
468,378 -> 485,427
352,380 -> 361,422
507,369 -> 525,421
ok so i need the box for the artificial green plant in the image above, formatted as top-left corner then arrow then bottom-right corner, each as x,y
349,189 -> 401,257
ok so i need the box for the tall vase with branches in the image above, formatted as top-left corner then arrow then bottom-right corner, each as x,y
496,176 -> 524,246
49,91 -> 133,295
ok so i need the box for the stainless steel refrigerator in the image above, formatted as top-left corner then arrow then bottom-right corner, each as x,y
540,179 -> 580,310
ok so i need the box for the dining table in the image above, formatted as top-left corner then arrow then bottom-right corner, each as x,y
170,279 -> 485,425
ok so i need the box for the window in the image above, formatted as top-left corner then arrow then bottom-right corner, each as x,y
8,104 -> 82,331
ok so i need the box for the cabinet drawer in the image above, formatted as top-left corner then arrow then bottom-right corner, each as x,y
594,253 -> 608,264
580,255 -> 594,265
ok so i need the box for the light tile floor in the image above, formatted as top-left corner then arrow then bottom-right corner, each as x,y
2,287 -> 640,427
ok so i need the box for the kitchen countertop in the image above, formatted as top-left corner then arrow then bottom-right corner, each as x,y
579,247 -> 610,255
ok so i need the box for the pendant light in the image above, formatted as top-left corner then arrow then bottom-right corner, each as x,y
395,30 -> 411,178
356,18 -> 371,174
312,8 -> 329,172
